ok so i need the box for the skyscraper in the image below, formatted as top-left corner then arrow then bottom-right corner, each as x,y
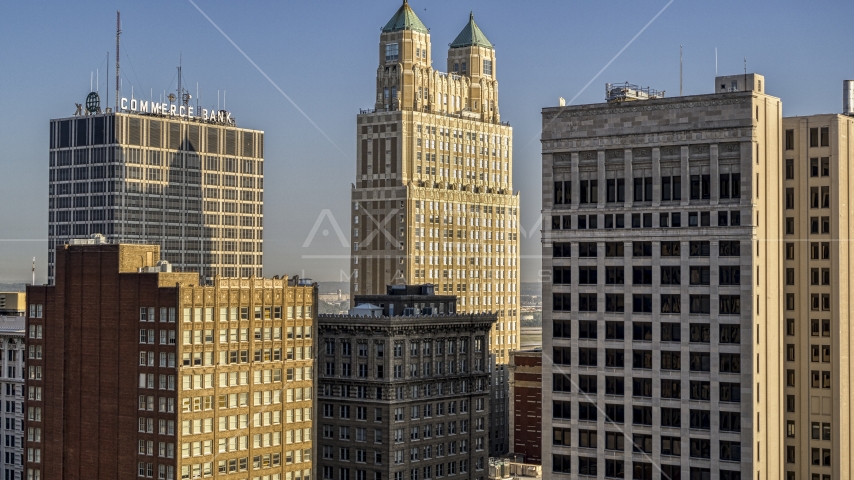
541,74 -> 784,479
780,110 -> 854,480
25,242 -> 315,480
317,284 -> 496,480
352,1 -> 520,362
48,103 -> 264,284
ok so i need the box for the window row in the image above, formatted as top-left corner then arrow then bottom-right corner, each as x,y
552,293 -> 740,315
324,338 -> 469,358
552,401 -> 742,432
785,446 -> 832,467
553,455 -> 741,478
553,265 -> 741,286
554,320 -> 742,344
554,430 -> 742,457
553,173 -> 740,205
182,305 -> 313,322
551,210 -> 741,230
553,241 -> 739,258
551,373 -> 741,402
552,349 -> 739,375
785,369 -> 832,389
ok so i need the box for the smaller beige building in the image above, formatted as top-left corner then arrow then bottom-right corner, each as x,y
0,292 -> 25,316
781,111 -> 854,480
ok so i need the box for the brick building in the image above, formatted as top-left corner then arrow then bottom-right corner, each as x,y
25,241 -> 315,480
508,349 -> 541,464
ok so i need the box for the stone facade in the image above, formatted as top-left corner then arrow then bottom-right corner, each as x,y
25,242 -> 314,480
780,113 -> 854,480
541,75 -> 784,479
317,288 -> 496,480
352,2 -> 520,363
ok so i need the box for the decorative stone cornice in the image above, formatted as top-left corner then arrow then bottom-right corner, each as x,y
543,98 -> 748,120
543,128 -> 752,152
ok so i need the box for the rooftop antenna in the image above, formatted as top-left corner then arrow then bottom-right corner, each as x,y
32,257 -> 35,286
105,52 -> 109,110
90,72 -> 93,92
744,57 -> 747,92
115,11 -> 121,110
679,45 -> 683,96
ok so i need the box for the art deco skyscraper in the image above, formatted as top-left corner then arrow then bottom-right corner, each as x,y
48,107 -> 264,284
352,1 -> 520,362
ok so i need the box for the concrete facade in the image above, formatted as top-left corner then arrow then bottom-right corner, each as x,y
25,242 -> 314,480
352,2 -> 520,363
780,113 -> 854,480
47,112 -> 264,284
540,75 -> 783,479
317,286 -> 496,480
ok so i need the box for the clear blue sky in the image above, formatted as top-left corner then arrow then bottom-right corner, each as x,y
0,0 -> 851,284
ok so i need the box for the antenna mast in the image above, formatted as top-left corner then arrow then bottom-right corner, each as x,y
177,54 -> 182,106
115,11 -> 121,110
679,45 -> 682,97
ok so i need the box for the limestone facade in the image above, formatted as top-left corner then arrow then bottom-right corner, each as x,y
540,76 -> 783,479
781,113 -> 854,480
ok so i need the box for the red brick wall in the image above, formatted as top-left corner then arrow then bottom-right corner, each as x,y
26,245 -> 178,479
511,352 -> 542,464
513,385 -> 542,463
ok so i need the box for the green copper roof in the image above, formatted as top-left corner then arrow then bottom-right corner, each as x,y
450,12 -> 493,49
382,0 -> 428,34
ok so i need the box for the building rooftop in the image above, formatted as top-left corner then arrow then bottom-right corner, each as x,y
450,12 -> 493,49
382,0 -> 428,34
0,316 -> 25,334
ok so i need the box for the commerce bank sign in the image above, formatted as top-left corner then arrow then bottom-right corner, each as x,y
119,97 -> 233,124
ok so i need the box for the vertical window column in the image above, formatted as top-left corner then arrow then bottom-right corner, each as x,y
650,148 -> 660,209
570,152 -> 580,208
624,149 -> 635,208
710,143 -> 720,206
680,145 -> 690,205
597,151 -> 606,207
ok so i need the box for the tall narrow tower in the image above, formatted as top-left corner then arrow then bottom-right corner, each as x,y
352,1 -> 520,363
